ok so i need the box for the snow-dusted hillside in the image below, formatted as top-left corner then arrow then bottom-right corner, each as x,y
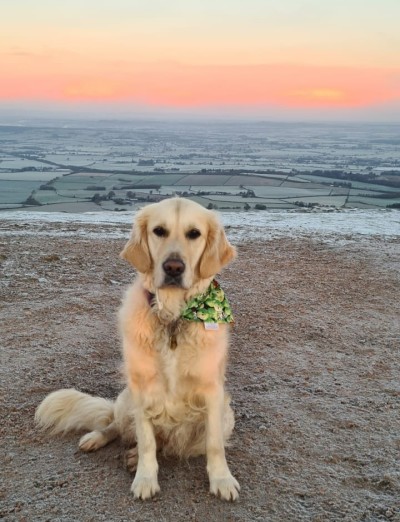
0,208 -> 399,242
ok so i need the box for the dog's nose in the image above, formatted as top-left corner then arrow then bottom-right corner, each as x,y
163,258 -> 185,278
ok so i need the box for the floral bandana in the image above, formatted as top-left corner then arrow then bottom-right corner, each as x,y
181,280 -> 234,325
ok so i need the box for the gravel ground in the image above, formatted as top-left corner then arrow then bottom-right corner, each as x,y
1,220 -> 399,522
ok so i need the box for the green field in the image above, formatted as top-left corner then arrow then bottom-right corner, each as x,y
1,120 -> 399,212
0,180 -> 41,204
1,170 -> 399,211
295,174 -> 399,192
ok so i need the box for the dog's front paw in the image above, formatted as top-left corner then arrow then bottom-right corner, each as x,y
210,474 -> 240,501
131,473 -> 160,500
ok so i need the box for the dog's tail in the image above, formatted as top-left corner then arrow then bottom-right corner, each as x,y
35,388 -> 114,435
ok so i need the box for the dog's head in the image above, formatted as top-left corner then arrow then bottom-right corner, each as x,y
121,198 -> 236,289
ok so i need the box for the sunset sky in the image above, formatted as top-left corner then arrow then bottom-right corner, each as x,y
1,0 -> 400,121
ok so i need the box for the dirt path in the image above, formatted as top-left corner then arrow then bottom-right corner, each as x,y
1,221 -> 399,521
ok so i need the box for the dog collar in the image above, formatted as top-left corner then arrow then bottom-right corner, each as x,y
181,280 -> 234,324
145,290 -> 156,307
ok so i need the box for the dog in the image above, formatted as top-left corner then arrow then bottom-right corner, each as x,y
35,197 -> 240,501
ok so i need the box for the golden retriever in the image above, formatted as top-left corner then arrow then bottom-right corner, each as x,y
35,197 -> 240,501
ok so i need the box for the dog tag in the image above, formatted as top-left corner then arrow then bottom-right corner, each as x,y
204,323 -> 219,331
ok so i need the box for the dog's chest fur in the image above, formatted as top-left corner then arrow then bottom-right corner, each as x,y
121,281 -> 228,425
150,320 -> 227,413
154,321 -> 200,394
157,325 -> 182,395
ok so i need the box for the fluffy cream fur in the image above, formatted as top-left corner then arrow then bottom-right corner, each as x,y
35,198 -> 239,501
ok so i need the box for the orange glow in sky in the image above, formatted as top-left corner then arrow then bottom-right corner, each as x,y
1,1 -> 400,120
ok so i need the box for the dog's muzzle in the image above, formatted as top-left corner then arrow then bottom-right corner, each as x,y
162,257 -> 185,287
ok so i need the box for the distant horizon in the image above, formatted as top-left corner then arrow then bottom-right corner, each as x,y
1,103 -> 400,126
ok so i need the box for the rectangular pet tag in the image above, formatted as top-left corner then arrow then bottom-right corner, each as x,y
204,323 -> 219,331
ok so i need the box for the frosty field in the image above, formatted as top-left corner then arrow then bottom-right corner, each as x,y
0,120 -> 399,212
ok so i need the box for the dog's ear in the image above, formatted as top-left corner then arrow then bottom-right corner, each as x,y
120,210 -> 152,273
199,214 -> 236,279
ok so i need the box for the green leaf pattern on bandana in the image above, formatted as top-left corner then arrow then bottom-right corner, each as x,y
181,280 -> 234,324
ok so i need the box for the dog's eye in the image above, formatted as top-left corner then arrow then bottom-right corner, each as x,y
153,226 -> 168,238
186,229 -> 201,240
